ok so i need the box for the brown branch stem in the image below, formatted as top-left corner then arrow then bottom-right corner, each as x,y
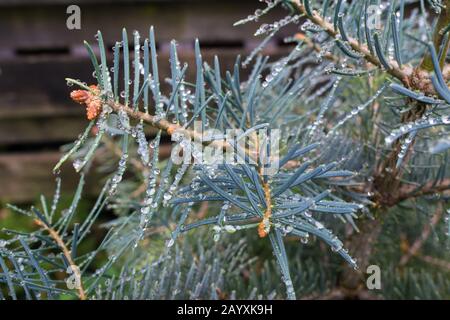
391,178 -> 450,206
291,0 -> 411,85
34,219 -> 87,300
417,254 -> 450,271
258,180 -> 273,238
399,202 -> 444,266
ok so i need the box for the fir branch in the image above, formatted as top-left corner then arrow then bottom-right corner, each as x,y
291,0 -> 411,85
65,80 -> 229,152
33,219 -> 87,300
257,177 -> 273,238
103,135 -> 147,173
294,33 -> 340,63
420,3 -> 450,71
6,4 -> 448,299
399,202 -> 443,266
394,178 -> 450,205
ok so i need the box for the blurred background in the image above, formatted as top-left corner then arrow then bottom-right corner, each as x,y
0,0 -> 295,204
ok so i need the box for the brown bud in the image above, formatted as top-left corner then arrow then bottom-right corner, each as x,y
86,98 -> 102,120
70,89 -> 89,104
70,84 -> 102,120
258,220 -> 268,238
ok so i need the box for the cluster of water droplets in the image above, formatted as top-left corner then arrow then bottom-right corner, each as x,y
307,77 -> 342,137
50,177 -> 61,217
315,41 -> 334,63
72,109 -> 111,172
133,30 -> 141,56
136,135 -> 164,244
261,58 -> 289,88
326,232 -> 357,269
255,14 -> 301,36
326,65 -> 373,77
139,168 -> 159,224
133,123 -> 150,165
109,153 -> 128,196
300,20 -> 323,33
277,193 -> 358,269
327,84 -> 386,135
234,0 -> 281,26
0,239 -> 8,248
212,224 -> 238,242
395,131 -> 416,168
178,81 -> 190,123
445,208 -> 450,237
99,60 -> 114,98
385,116 -> 450,146
117,108 -> 131,133
428,0 -> 445,14
304,73 -> 335,104
163,164 -> 189,206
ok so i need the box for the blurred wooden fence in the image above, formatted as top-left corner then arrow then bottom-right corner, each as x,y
0,0 -> 295,202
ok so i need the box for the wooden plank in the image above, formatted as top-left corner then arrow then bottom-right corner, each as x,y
0,108 -> 86,145
0,0 -> 249,6
0,144 -> 173,203
0,106 -> 163,145
0,51 -> 289,104
0,2 -> 293,48
0,151 -> 93,203
0,49 -> 291,144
